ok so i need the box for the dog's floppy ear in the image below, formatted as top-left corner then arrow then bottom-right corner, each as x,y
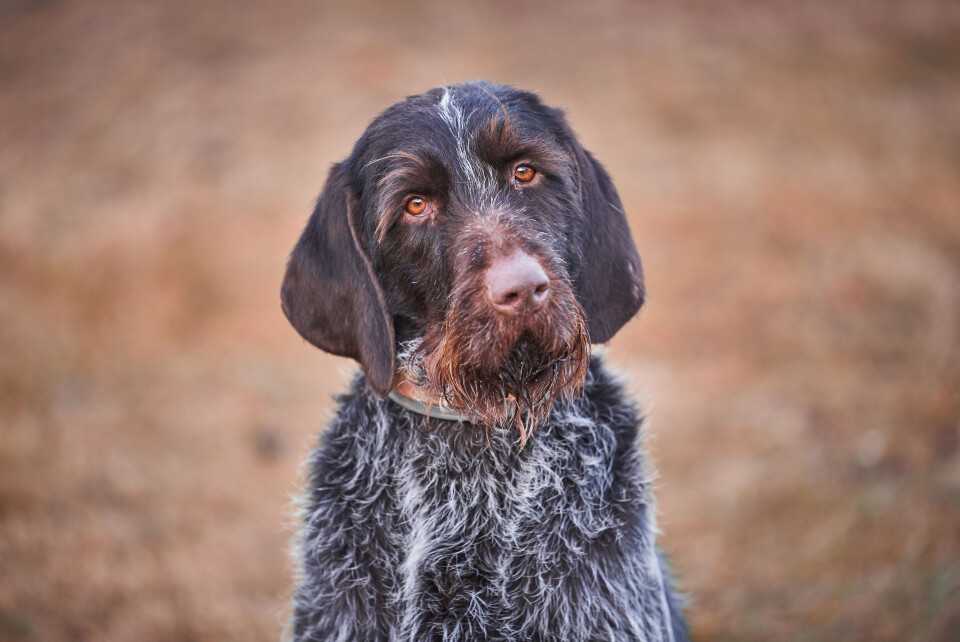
281,163 -> 395,395
570,143 -> 646,344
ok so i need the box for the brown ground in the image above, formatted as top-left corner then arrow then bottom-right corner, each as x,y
2,0 -> 959,640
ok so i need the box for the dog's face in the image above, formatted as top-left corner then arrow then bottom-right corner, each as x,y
282,82 -> 644,436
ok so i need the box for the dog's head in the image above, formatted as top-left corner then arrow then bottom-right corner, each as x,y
282,81 -> 644,435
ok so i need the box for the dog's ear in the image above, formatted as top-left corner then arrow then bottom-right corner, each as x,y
570,143 -> 646,344
281,163 -> 395,395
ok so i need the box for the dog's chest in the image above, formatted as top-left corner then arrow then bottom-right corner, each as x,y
388,405 -> 627,634
395,427 -> 517,618
296,367 -> 677,641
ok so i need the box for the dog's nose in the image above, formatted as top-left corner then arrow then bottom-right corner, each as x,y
485,250 -> 550,314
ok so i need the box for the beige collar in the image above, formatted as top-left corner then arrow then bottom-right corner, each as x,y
387,375 -> 520,424
387,376 -> 478,422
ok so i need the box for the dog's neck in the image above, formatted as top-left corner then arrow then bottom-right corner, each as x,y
387,374 -> 479,423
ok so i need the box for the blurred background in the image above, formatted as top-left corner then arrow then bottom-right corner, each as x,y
1,0 -> 959,639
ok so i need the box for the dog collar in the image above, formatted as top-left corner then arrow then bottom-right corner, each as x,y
386,390 -> 478,423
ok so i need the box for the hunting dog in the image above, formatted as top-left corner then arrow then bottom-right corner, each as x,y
282,81 -> 688,641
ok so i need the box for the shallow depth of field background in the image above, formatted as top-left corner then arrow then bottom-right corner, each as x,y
2,0 -> 959,640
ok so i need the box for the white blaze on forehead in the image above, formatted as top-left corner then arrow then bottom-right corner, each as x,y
436,87 -> 495,207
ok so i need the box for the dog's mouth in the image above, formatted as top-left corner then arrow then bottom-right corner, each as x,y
400,277 -> 590,446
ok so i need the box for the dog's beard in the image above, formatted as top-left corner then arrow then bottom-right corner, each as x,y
400,279 -> 590,447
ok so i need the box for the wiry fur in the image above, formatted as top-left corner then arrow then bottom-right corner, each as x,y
282,81 -> 688,641
290,359 -> 687,641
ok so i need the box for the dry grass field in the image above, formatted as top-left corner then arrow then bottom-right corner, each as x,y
2,0 -> 959,639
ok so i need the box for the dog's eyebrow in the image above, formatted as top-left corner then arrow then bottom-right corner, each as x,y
510,139 -> 569,167
475,114 -> 568,174
375,151 -> 438,190
480,134 -> 570,178
364,150 -> 421,169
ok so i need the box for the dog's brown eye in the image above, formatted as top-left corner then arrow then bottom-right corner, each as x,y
405,196 -> 430,217
514,165 -> 536,184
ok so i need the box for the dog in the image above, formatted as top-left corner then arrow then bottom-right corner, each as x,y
281,81 -> 688,641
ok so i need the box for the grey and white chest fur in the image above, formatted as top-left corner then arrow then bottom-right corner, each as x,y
291,359 -> 683,642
